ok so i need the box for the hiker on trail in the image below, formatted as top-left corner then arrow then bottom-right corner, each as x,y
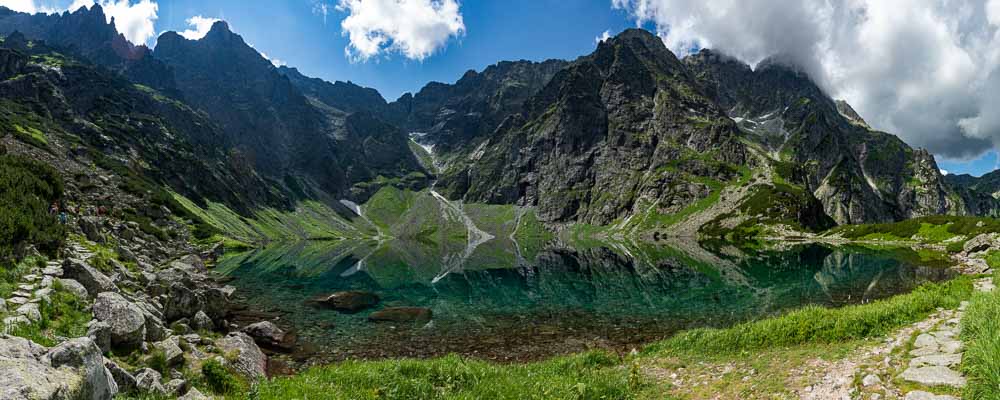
58,211 -> 67,225
49,202 -> 59,216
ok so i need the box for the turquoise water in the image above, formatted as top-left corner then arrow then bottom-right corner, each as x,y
217,239 -> 954,363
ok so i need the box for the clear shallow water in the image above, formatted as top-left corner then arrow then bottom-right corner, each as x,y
217,239 -> 954,363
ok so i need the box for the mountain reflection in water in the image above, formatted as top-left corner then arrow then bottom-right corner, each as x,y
217,238 -> 954,363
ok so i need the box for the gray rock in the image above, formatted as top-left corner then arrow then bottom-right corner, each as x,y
143,311 -> 168,342
154,336 -> 184,367
78,216 -> 105,243
216,332 -> 267,380
905,391 -> 959,400
178,387 -> 210,400
62,258 -> 116,297
163,283 -> 204,321
192,310 -> 214,331
243,320 -> 293,350
134,368 -> 167,395
862,373 -> 881,387
964,233 -> 995,253
900,366 -> 967,387
92,292 -> 146,350
16,303 -> 41,322
33,287 -> 53,303
0,335 -> 47,359
86,321 -> 112,353
313,290 -> 380,313
0,298 -> 6,314
165,378 -> 188,396
0,349 -> 80,399
105,359 -> 137,394
56,278 -> 89,299
2,315 -> 30,333
910,353 -> 962,368
202,287 -> 230,319
45,337 -> 119,399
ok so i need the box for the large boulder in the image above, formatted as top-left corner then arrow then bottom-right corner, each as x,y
154,336 -> 184,367
45,337 -> 118,399
134,368 -> 167,395
191,311 -> 214,331
92,292 -> 146,350
965,233 -> 997,254
105,359 -> 137,394
57,279 -> 89,299
86,321 -> 112,353
242,321 -> 295,351
78,216 -> 105,243
0,343 -> 81,399
62,259 -> 116,297
216,332 -> 267,380
163,283 -> 205,321
313,291 -> 380,313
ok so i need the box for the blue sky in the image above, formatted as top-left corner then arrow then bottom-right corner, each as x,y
154,0 -> 635,101
7,0 -> 997,177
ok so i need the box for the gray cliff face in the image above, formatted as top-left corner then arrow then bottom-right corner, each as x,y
684,49 -> 964,225
437,29 -> 746,225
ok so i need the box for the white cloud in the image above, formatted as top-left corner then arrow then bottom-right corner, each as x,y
335,0 -> 465,62
596,29 -> 612,44
177,15 -> 219,40
0,0 -> 57,13
259,51 -> 286,67
613,0 -> 1000,160
70,0 -> 159,45
313,0 -> 332,26
940,169 -> 950,176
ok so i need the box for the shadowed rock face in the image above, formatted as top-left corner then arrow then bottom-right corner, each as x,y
684,49 -> 977,224
431,29 -> 746,225
154,21 -> 427,202
0,5 -> 179,95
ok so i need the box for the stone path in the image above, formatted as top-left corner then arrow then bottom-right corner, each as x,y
1,242 -> 91,333
801,277 -> 994,400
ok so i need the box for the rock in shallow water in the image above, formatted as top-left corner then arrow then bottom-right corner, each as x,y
312,291 -> 380,313
368,307 -> 433,323
242,321 -> 295,351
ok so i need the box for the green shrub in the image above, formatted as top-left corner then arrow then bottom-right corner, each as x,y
203,359 -> 244,395
0,154 -> 64,262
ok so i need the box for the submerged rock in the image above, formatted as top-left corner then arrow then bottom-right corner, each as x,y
242,321 -> 295,351
368,307 -> 433,323
312,291 -> 380,313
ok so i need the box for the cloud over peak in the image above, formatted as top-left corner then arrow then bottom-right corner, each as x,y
178,15 -> 220,40
334,0 -> 465,62
70,0 -> 159,45
613,0 -> 1000,161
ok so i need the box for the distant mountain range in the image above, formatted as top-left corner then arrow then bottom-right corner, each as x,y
1,5 -> 996,238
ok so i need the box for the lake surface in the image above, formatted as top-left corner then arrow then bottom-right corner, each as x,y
217,238 -> 954,364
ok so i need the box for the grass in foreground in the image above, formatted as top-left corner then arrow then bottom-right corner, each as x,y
645,275 -> 973,355
247,351 -> 651,400
961,273 -> 1000,399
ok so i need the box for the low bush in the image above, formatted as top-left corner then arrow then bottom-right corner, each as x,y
0,154 -> 64,262
203,359 -> 245,395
